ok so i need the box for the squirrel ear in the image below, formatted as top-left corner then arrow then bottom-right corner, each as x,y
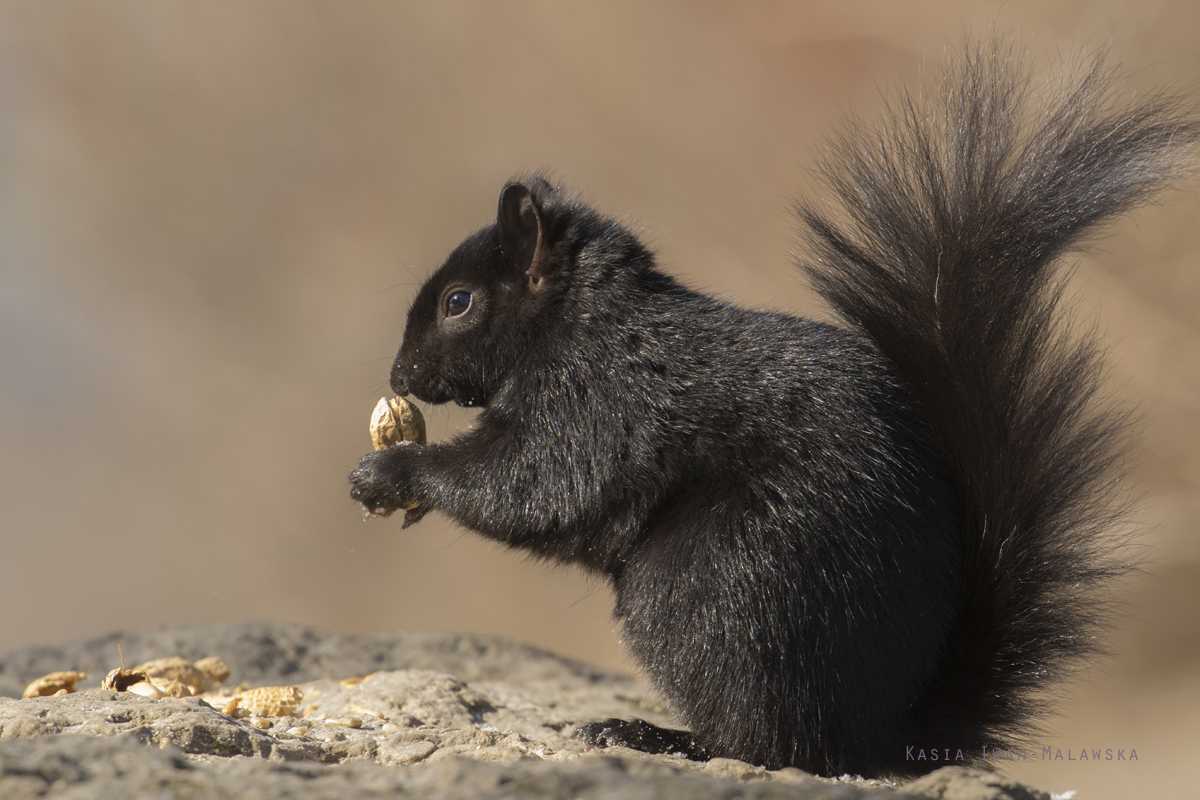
497,182 -> 554,288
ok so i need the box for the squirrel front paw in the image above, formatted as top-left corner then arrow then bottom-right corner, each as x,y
348,445 -> 424,520
572,718 -> 709,760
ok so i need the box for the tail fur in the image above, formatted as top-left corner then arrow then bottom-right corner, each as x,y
797,41 -> 1197,755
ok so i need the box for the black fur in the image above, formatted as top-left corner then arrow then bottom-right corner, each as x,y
349,43 -> 1197,777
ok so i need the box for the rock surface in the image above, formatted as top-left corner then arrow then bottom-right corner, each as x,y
0,623 -> 1049,799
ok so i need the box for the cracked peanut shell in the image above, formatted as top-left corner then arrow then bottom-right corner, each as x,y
22,671 -> 87,698
133,655 -> 229,696
222,685 -> 303,717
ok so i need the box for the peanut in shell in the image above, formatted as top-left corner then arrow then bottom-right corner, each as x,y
369,396 -> 426,450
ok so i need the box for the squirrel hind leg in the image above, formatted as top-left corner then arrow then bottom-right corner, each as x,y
572,718 -> 709,761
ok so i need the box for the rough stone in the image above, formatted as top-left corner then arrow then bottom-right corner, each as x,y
0,622 -> 632,700
0,624 -> 1053,799
901,767 -> 1051,800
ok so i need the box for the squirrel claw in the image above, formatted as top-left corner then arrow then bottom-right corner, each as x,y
360,505 -> 396,521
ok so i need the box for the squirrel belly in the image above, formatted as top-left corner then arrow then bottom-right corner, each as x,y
349,40 -> 1198,777
612,314 -> 963,773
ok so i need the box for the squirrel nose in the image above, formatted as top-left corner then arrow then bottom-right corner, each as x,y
390,369 -> 410,397
390,357 -> 411,397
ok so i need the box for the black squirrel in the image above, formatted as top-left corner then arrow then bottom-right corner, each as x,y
349,42 -> 1197,777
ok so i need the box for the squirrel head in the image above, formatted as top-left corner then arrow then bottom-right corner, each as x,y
390,176 -> 651,408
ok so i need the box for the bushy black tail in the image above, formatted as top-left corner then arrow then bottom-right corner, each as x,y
797,42 -> 1197,756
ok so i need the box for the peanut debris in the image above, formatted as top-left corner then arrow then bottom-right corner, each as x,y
102,646 -> 151,693
24,647 -> 233,702
125,681 -> 164,699
194,657 -> 231,686
134,655 -> 230,696
22,671 -> 87,699
326,716 -> 363,728
221,685 -> 303,717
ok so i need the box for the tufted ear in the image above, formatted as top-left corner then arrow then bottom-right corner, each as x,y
497,182 -> 554,288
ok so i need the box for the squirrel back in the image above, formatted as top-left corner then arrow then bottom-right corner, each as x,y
350,41 -> 1197,778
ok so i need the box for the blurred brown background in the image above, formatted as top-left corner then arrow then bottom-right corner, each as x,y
0,2 -> 1196,797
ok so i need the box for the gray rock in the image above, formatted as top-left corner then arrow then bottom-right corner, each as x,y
0,691 -> 281,759
0,733 -> 913,800
0,622 -> 626,699
0,624 -> 1051,799
901,767 -> 1051,800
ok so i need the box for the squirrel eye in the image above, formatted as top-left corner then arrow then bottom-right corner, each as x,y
445,290 -> 472,317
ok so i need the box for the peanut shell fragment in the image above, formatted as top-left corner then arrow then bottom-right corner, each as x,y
156,678 -> 195,699
326,717 -> 363,728
126,681 -> 164,699
102,666 -> 152,693
194,657 -> 231,686
222,685 -> 303,717
134,655 -> 229,696
22,671 -> 87,699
